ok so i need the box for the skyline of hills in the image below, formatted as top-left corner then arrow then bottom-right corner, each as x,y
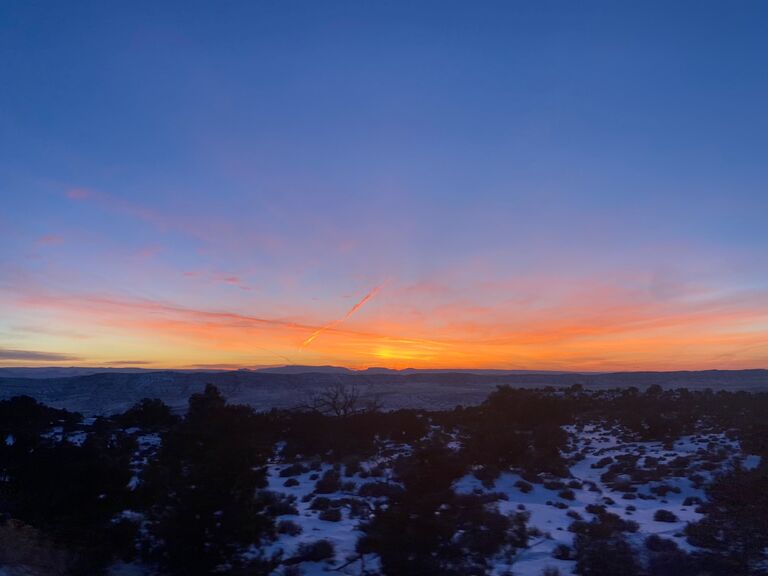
2,367 -> 766,416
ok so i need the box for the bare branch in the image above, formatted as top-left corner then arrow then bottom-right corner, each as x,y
299,381 -> 382,417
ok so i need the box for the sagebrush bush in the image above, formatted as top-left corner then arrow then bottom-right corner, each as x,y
318,508 -> 342,522
654,509 -> 678,523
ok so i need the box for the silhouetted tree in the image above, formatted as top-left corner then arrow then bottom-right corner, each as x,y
143,384 -> 279,575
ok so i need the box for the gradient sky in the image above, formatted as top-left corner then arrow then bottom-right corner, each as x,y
2,1 -> 768,370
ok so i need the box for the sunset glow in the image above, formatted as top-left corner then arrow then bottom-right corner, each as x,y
2,2 -> 767,371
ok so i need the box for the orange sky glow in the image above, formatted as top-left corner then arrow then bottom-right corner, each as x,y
4,275 -> 767,371
3,4 -> 768,372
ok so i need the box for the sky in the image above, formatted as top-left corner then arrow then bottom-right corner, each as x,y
1,1 -> 767,371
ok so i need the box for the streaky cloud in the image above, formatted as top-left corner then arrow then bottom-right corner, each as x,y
0,348 -> 82,361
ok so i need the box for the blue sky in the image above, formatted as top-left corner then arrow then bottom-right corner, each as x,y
1,1 -> 767,369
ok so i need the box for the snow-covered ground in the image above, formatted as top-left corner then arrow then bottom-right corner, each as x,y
256,424 -> 760,576
258,447 -> 408,575
15,418 -> 761,575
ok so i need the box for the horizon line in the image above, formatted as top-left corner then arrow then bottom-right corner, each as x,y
1,364 -> 767,374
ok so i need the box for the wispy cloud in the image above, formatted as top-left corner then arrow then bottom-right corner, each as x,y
18,291 -> 312,332
0,348 -> 82,361
7,273 -> 768,370
66,188 -> 92,200
134,245 -> 163,261
11,324 -> 91,339
65,187 -> 166,229
36,234 -> 64,246
215,274 -> 253,291
180,270 -> 254,290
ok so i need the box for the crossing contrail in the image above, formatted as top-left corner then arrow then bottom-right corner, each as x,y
302,285 -> 382,347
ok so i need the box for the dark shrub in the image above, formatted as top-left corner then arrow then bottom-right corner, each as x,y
315,470 -> 341,494
474,464 -> 500,488
117,398 -> 177,429
654,509 -> 678,523
343,458 -> 361,477
651,484 -> 680,497
309,496 -> 332,511
257,490 -> 298,516
295,539 -> 335,562
277,520 -> 302,536
280,463 -> 309,477
646,549 -> 697,576
318,508 -> 342,522
553,543 -> 572,560
357,441 -> 526,575
645,534 -> 678,552
585,504 -> 606,516
515,480 -> 534,493
572,515 -> 640,576
591,457 -> 614,469
140,384 -> 277,575
358,482 -> 404,499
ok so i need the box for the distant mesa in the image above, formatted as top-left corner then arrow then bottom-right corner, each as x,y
0,366 -> 766,417
256,365 -> 356,375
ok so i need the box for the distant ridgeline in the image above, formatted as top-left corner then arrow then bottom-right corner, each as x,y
0,368 -> 766,415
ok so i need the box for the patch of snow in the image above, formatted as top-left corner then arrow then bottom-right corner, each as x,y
67,431 -> 88,446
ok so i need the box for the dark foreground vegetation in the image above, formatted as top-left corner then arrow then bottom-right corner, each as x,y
0,383 -> 767,575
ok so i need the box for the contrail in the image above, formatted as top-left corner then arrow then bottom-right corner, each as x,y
302,285 -> 382,347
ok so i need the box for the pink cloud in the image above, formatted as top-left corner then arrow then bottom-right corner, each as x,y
66,187 -> 93,200
8,268 -> 768,371
135,245 -> 163,260
36,234 -> 64,246
62,186 -> 287,268
64,187 -> 167,230
218,275 -> 252,290
180,269 -> 254,290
